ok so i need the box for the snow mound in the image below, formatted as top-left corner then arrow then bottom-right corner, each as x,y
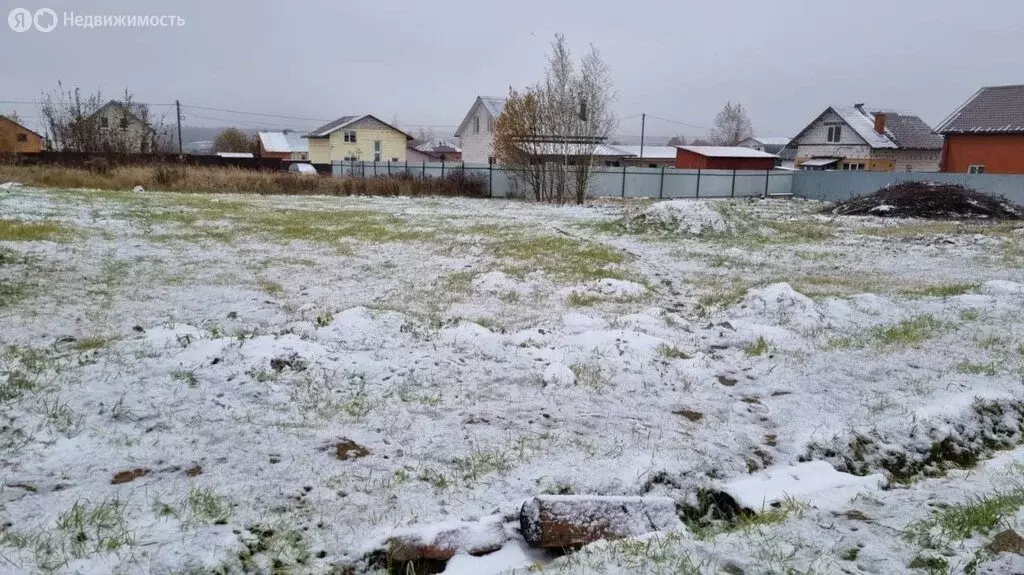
472,271 -> 522,294
982,280 -> 1024,295
317,306 -> 418,347
721,461 -> 884,512
636,200 -> 729,235
0,181 -> 23,190
587,278 -> 647,297
543,363 -> 576,386
730,283 -> 824,331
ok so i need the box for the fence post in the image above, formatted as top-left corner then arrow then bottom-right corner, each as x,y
730,169 -> 736,197
621,165 -> 627,198
488,162 -> 493,198
695,169 -> 701,198
659,166 -> 665,199
441,159 -> 445,178
387,161 -> 391,176
764,169 -> 770,198
405,159 -> 408,176
373,161 -> 377,177
422,161 -> 425,177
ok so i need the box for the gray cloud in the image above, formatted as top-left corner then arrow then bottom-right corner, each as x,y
2,0 -> 1023,142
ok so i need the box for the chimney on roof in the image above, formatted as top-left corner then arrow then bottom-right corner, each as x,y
854,103 -> 865,111
874,112 -> 887,135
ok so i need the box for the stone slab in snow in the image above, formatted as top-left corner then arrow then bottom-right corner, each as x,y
519,495 -> 683,548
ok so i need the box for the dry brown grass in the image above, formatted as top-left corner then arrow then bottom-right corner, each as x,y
0,164 -> 487,197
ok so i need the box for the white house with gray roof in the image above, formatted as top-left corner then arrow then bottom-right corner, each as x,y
790,104 -> 942,172
454,96 -> 506,164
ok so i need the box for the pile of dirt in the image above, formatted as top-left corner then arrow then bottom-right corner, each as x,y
824,181 -> 1024,220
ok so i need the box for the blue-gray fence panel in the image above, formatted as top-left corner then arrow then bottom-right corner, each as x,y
791,171 -> 1024,204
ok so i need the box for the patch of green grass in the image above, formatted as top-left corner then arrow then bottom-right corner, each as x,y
977,335 -> 1005,350
832,315 -> 947,349
744,336 -> 771,357
491,235 -> 628,283
840,547 -> 860,561
315,310 -> 334,328
237,525 -> 311,571
452,448 -> 515,482
41,397 -> 83,437
257,279 -> 284,297
762,220 -> 834,242
0,218 -> 69,242
901,283 -> 978,298
656,344 -> 691,360
696,285 -> 748,314
960,309 -> 981,321
171,369 -> 200,388
955,360 -> 1000,376
908,555 -> 949,574
498,291 -> 520,304
73,336 -> 109,352
54,498 -> 135,558
690,498 -> 809,540
874,315 -> 946,347
905,488 -> 1024,550
567,292 -> 602,307
417,467 -> 452,490
184,487 -> 232,525
569,360 -> 612,391
0,279 -> 27,308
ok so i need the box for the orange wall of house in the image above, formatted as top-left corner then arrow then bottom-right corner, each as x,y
0,117 -> 43,153
941,134 -> 1024,174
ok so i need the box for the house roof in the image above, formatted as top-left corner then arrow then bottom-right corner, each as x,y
305,114 -> 412,140
258,131 -> 309,153
0,115 -> 43,139
791,105 -> 941,150
454,96 -> 507,137
414,138 -> 461,153
516,142 -> 629,157
609,145 -> 677,159
936,84 -> 1024,134
746,136 -> 791,146
677,145 -> 778,159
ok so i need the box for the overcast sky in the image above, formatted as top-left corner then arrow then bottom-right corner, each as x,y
2,0 -> 1023,142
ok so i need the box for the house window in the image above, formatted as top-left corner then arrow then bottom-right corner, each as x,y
343,130 -> 357,143
16,133 -> 27,142
487,117 -> 493,133
474,115 -> 480,134
373,140 -> 381,162
100,117 -> 109,128
968,165 -> 985,174
119,118 -> 129,130
391,157 -> 399,163
826,125 -> 842,143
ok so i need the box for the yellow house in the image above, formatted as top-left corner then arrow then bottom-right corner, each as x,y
304,115 -> 412,164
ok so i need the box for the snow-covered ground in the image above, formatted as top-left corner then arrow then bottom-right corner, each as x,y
2,189 -> 1024,574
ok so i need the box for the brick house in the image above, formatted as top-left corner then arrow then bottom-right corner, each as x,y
674,146 -> 778,170
789,104 -> 942,172
936,84 -> 1024,174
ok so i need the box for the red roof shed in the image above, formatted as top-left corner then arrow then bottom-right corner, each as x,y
675,146 -> 779,170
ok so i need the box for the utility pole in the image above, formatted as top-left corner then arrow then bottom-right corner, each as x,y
175,100 -> 183,154
639,113 -> 646,161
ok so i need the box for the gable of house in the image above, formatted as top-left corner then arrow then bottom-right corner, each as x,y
937,85 -> 1024,174
456,96 -> 506,164
305,114 -> 412,164
0,116 -> 44,153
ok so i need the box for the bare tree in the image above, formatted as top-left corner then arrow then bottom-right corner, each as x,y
213,128 -> 254,153
666,134 -> 686,146
690,137 -> 713,146
40,82 -> 164,153
493,34 -> 617,204
710,101 -> 753,146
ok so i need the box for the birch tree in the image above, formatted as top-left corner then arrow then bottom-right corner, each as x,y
492,34 -> 617,204
710,101 -> 753,146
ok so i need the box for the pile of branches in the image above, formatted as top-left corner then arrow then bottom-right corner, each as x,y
825,181 -> 1023,220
